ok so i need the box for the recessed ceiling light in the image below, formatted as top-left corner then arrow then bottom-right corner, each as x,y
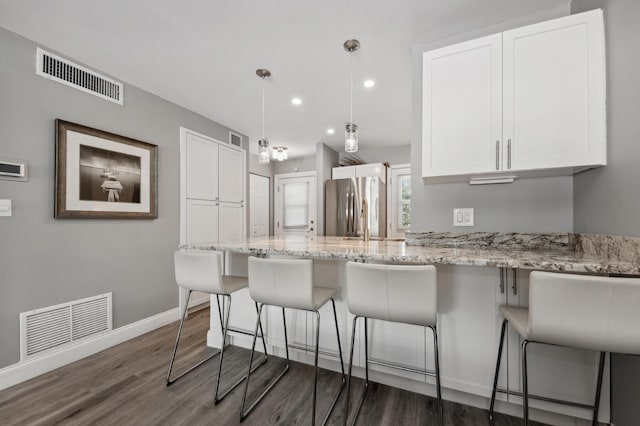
363,79 -> 375,88
327,128 -> 335,135
291,97 -> 302,105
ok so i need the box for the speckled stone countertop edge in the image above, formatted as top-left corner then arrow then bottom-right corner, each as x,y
181,235 -> 640,276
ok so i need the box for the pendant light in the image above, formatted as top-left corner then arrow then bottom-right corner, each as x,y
256,68 -> 271,164
344,39 -> 360,153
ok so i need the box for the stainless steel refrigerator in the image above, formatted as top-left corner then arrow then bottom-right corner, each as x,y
325,177 -> 386,238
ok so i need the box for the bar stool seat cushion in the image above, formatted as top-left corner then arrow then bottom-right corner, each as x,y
499,305 -> 529,339
175,251 -> 248,295
313,287 -> 337,311
220,275 -> 249,295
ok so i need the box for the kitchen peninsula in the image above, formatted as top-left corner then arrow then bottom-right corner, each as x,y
183,232 -> 640,425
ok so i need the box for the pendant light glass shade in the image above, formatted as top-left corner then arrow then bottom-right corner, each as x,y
258,138 -> 270,164
345,123 -> 358,153
272,146 -> 288,161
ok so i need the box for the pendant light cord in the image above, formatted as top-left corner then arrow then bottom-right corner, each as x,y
349,53 -> 353,123
261,80 -> 265,139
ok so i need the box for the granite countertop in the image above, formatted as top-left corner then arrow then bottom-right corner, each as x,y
182,234 -> 640,276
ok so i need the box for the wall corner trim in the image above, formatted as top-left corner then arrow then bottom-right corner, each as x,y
0,307 -> 180,391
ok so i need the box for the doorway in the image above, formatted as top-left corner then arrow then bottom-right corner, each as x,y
274,171 -> 316,237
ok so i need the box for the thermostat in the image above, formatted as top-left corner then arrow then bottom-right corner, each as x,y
0,157 -> 28,181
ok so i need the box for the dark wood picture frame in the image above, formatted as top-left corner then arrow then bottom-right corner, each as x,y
55,119 -> 158,219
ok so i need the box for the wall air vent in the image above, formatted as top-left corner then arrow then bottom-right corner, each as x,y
229,131 -> 243,147
19,293 -> 113,360
36,48 -> 124,105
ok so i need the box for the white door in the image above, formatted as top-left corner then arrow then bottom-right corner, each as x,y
387,165 -> 411,239
250,174 -> 270,237
503,10 -> 606,171
422,34 -> 503,177
275,172 -> 316,237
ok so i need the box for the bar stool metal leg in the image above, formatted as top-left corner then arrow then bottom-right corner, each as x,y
312,311 -> 321,424
592,351 -> 606,426
320,298 -> 347,425
522,339 -> 530,426
240,304 -> 291,422
429,325 -> 443,426
166,290 -> 220,386
489,319 -> 508,424
214,297 -> 269,404
345,316 -> 370,426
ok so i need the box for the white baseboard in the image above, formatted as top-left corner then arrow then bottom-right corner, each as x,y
0,307 -> 180,391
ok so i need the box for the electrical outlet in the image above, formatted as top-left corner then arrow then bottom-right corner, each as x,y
0,199 -> 12,216
453,208 -> 474,227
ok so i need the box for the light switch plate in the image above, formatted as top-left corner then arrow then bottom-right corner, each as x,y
0,199 -> 12,216
453,208 -> 474,226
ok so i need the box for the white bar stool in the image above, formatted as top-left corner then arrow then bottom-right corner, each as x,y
489,271 -> 640,425
167,251 -> 268,404
345,262 -> 442,426
240,256 -> 346,425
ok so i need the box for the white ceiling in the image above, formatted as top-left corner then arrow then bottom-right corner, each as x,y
0,0 -> 568,157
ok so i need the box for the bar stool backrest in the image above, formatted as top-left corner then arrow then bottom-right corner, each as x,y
174,251 -> 225,294
529,271 -> 640,354
346,262 -> 437,326
248,257 -> 314,310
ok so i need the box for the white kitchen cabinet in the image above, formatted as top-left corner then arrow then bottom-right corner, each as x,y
181,128 -> 247,346
422,9 -> 605,180
504,269 -> 610,423
185,199 -> 219,243
332,163 -> 386,183
186,132 -> 219,200
218,201 -> 245,242
422,34 -> 503,177
332,165 -> 356,180
503,11 -> 606,172
218,145 -> 245,203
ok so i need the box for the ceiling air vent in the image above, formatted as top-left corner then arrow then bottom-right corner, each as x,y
19,293 -> 113,360
36,47 -> 124,105
229,131 -> 243,147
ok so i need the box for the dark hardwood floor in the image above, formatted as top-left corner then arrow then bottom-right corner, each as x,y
0,306 -> 546,426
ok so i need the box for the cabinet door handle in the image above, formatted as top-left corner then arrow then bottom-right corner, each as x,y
495,140 -> 500,170
499,268 -> 505,294
512,268 -> 517,295
507,139 -> 512,169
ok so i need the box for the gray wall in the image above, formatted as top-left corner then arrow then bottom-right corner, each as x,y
316,143 -> 339,236
410,6 -> 574,233
339,145 -> 411,166
570,1 -> 640,425
272,155 -> 316,175
0,28 -> 248,368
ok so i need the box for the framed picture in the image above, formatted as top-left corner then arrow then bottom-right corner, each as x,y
55,119 -> 158,219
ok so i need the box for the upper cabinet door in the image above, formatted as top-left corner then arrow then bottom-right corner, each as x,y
503,10 -> 606,171
218,145 -> 245,203
422,34 -> 503,177
186,132 -> 219,200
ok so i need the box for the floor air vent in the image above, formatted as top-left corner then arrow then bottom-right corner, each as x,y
20,293 -> 113,361
36,48 -> 124,105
